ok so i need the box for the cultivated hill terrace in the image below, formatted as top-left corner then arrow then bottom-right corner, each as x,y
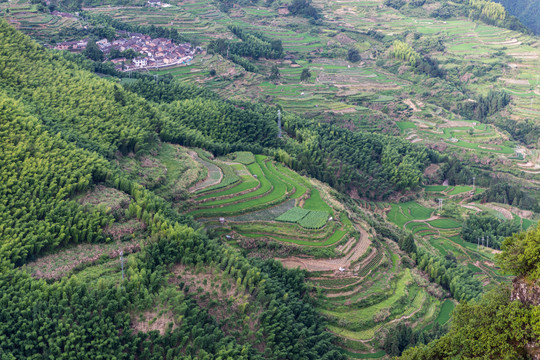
0,0 -> 539,359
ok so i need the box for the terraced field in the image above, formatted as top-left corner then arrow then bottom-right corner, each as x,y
0,2 -> 80,40
385,200 -> 514,294
182,151 -> 457,357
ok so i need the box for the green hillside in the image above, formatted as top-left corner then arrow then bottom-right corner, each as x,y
0,0 -> 540,357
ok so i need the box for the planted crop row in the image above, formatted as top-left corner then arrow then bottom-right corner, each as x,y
274,163 -> 308,199
195,172 -> 259,201
229,220 -> 338,241
298,210 -> 329,229
275,207 -> 310,223
357,250 -> 383,278
428,218 -> 461,229
195,157 -> 270,207
314,277 -> 360,288
239,228 -> 346,247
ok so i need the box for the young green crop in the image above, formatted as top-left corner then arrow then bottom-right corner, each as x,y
299,210 -> 329,229
275,207 -> 310,223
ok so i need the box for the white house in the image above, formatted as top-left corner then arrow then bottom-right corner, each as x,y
133,57 -> 148,67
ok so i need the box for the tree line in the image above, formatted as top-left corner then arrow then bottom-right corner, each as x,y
207,26 -> 283,71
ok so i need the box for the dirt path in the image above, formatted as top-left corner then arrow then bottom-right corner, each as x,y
461,204 -> 482,212
188,151 -> 223,192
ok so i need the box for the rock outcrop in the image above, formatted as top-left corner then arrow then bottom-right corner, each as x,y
511,276 -> 540,306
511,276 -> 540,360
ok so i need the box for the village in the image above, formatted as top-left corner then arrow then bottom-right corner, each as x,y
54,31 -> 196,71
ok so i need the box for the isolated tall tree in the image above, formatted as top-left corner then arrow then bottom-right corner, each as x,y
300,68 -> 311,81
348,48 -> 361,62
269,65 -> 280,81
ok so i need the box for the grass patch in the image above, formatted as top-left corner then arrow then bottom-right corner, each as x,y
396,121 -> 417,131
428,218 -> 462,229
448,186 -> 473,195
435,300 -> 455,325
424,185 -> 449,192
304,188 -> 333,213
230,151 -> 255,165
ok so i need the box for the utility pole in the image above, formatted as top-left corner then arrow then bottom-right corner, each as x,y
120,251 -> 124,283
477,237 -> 479,250
438,198 -> 443,212
486,236 -> 489,248
472,176 -> 475,190
277,109 -> 282,138
481,235 -> 484,248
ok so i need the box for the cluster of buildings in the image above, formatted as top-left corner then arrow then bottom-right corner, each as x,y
54,32 -> 196,71
54,38 -> 88,51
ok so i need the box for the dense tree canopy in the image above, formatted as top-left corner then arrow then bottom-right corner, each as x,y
497,223 -> 540,278
461,212 -> 520,250
400,286 -> 535,360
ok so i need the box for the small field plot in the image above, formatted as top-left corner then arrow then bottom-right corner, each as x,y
298,210 -> 329,229
424,185 -> 449,192
387,202 -> 434,228
428,218 -> 462,229
435,300 -> 455,325
448,186 -> 473,195
275,207 -> 310,223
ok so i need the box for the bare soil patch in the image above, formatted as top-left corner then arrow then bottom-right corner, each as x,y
132,309 -> 178,336
26,237 -> 142,280
404,99 -> 420,112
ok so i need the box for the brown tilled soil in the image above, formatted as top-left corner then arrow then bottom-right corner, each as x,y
279,225 -> 370,272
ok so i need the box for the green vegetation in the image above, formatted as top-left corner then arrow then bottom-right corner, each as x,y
461,211 -> 520,249
435,300 -> 455,325
387,202 -> 434,228
230,151 -> 255,165
276,207 -> 310,223
448,186 -> 473,195
298,210 -> 329,229
2,0 -> 540,357
428,219 -> 462,229
0,21 -> 349,360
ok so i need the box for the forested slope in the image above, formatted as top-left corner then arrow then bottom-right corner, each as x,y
401,225 -> 540,359
0,20 -> 346,359
125,79 -> 436,199
494,0 -> 540,34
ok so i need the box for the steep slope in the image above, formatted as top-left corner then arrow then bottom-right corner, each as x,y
0,21 -> 347,360
400,224 -> 540,360
494,0 -> 540,34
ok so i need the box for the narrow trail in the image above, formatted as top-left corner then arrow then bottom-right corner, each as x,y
188,151 -> 223,192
